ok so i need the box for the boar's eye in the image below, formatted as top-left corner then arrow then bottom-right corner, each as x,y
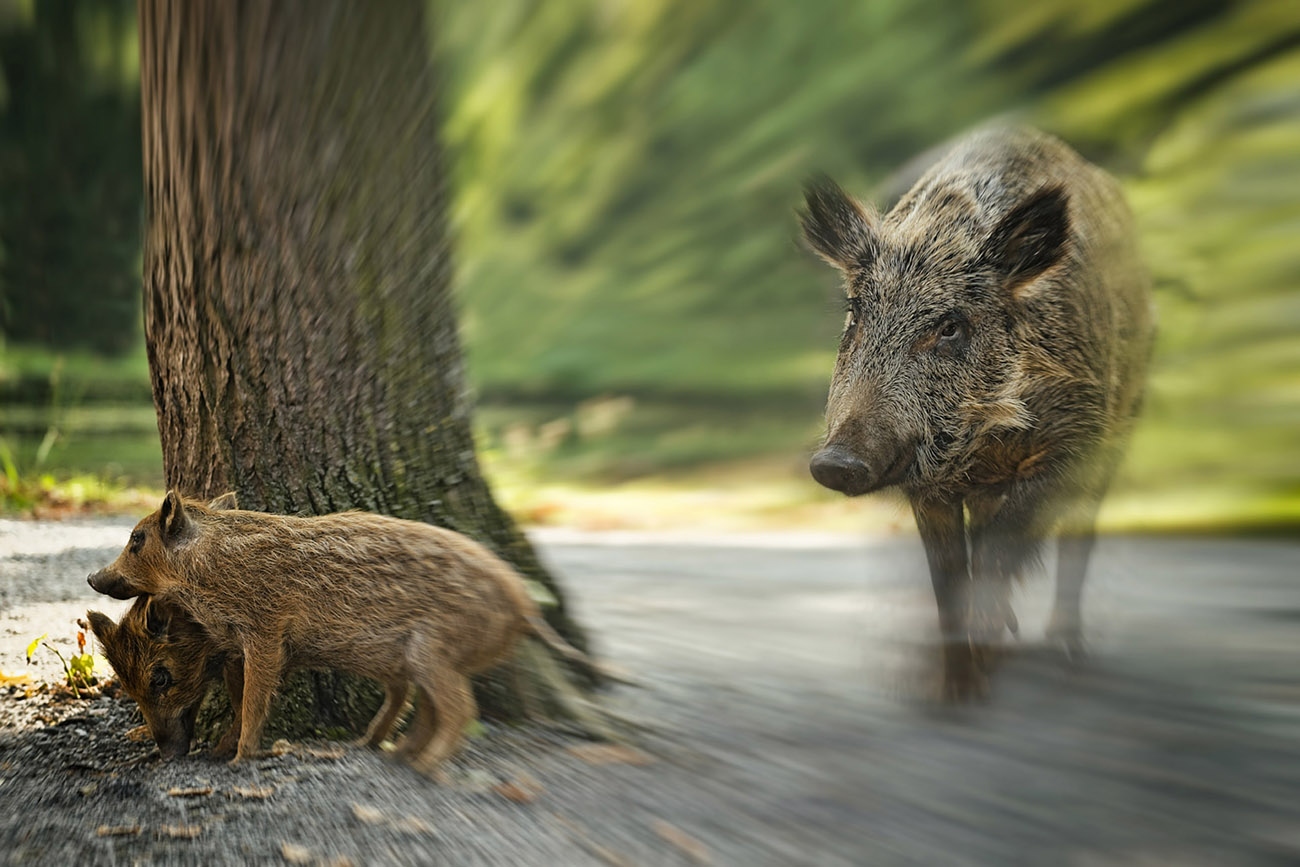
129,530 -> 146,554
150,667 -> 173,693
933,315 -> 969,358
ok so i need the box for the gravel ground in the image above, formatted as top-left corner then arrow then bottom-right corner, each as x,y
1,518 -> 1298,865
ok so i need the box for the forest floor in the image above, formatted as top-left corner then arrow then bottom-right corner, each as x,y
0,518 -> 1298,865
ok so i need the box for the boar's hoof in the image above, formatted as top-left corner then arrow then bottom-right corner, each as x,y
1045,613 -> 1086,663
940,643 -> 992,703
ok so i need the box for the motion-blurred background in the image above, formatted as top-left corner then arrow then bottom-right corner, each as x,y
1,0 -> 1296,533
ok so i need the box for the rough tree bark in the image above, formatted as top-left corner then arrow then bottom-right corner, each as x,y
139,0 -> 594,740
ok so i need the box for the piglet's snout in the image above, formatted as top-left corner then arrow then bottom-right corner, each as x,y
87,569 -> 134,599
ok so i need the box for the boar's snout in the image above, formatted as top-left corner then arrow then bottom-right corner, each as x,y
810,438 -> 910,496
87,569 -> 136,599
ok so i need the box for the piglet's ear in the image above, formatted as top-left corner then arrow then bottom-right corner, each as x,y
207,491 -> 238,511
143,597 -> 171,641
86,610 -> 116,645
986,185 -> 1070,293
800,175 -> 880,271
159,490 -> 190,541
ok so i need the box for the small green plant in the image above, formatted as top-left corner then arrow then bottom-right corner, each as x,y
25,624 -> 101,697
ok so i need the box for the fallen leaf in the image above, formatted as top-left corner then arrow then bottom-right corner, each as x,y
390,816 -> 435,834
320,858 -> 356,867
79,783 -> 98,797
653,820 -> 710,864
567,744 -> 654,766
351,803 -> 385,825
159,824 -> 202,839
0,671 -> 32,687
25,634 -> 46,665
270,739 -> 294,756
454,768 -> 496,793
494,772 -> 543,804
167,786 -> 213,798
125,725 -> 152,743
303,743 -> 345,760
281,842 -> 312,864
552,814 -> 633,867
96,824 -> 142,837
231,785 -> 275,799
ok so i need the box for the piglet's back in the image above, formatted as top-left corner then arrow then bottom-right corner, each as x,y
179,508 -> 529,635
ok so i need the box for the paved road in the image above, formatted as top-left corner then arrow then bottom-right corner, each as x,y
1,520 -> 1298,865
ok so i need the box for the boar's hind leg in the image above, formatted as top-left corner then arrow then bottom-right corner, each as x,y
1047,490 -> 1106,660
232,640 -> 285,763
357,680 -> 410,748
910,494 -> 981,700
405,633 -> 476,775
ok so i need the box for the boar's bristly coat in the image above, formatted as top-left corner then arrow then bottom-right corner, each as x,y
801,127 -> 1153,698
87,492 -> 604,771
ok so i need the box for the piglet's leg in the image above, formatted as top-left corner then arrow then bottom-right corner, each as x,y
232,639 -> 284,764
357,680 -> 409,748
212,659 -> 245,759
405,631 -> 475,775
394,687 -> 437,759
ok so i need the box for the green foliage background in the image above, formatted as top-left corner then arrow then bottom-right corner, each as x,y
1,0 -> 1296,528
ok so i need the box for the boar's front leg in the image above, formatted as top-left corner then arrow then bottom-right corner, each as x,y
967,479 -> 1061,663
232,637 -> 284,764
910,494 -> 981,700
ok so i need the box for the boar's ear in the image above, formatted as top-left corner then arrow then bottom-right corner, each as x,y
142,597 -> 171,641
800,175 -> 880,271
207,491 -> 238,511
86,610 -> 116,646
986,185 -> 1070,293
158,490 -> 190,542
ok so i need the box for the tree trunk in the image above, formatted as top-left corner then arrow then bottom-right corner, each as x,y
138,0 -> 591,741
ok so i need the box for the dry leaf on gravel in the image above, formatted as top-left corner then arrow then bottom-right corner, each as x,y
166,786 -> 213,798
351,803 -> 385,825
390,816 -> 435,834
281,842 -> 312,864
159,824 -> 202,839
231,785 -> 275,799
350,804 -> 433,834
567,744 -> 654,766
125,725 -> 152,743
653,820 -> 710,864
96,824 -> 142,837
0,671 -> 32,687
552,814 -> 634,867
303,743 -> 346,760
270,739 -> 294,756
494,772 -> 544,804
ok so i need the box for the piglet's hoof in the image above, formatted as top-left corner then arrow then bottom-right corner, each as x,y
228,749 -> 270,766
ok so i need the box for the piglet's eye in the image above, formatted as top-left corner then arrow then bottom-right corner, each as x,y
150,667 -> 172,692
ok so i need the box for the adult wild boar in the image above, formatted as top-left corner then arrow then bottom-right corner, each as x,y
800,127 -> 1152,697
87,492 -> 607,771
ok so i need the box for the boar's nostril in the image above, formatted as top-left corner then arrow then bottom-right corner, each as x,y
810,446 -> 874,495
